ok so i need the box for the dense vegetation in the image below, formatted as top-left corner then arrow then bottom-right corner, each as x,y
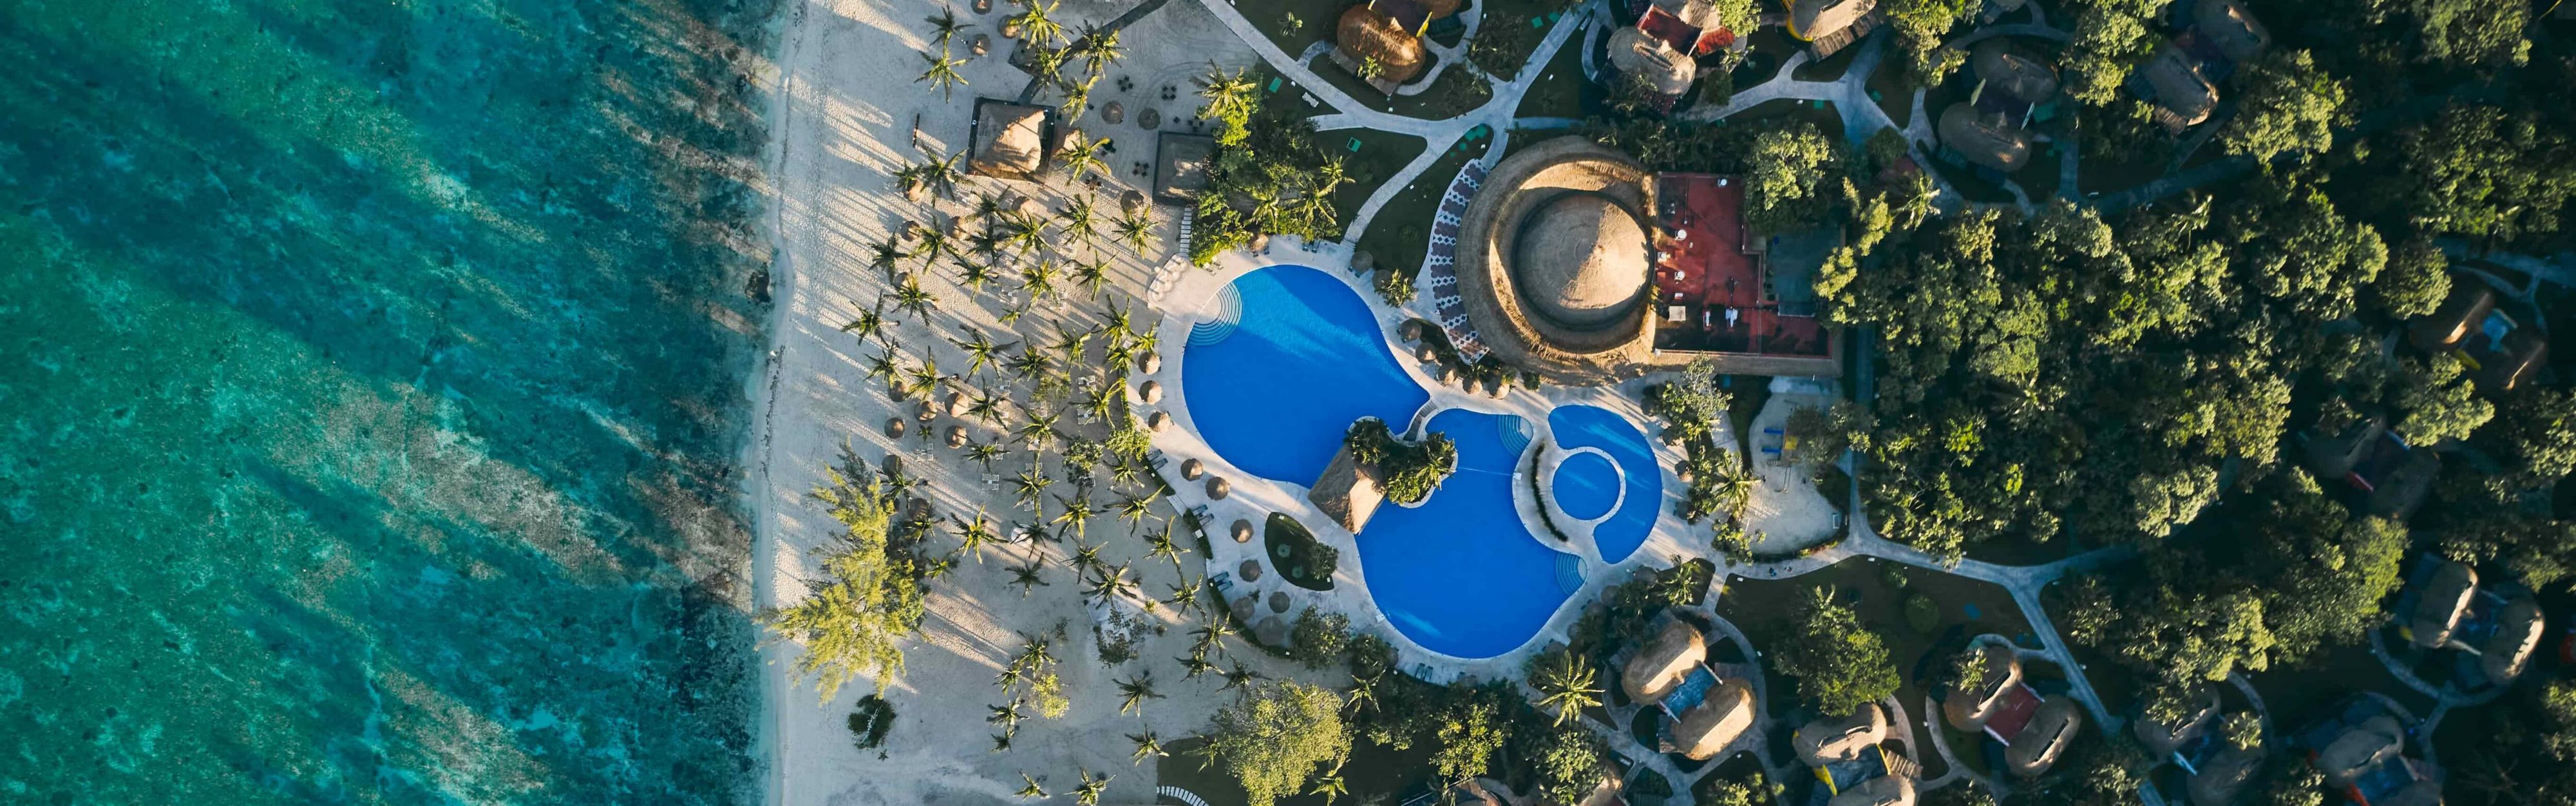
1774,589 -> 1902,716
1187,68 -> 1355,264
1346,418 -> 1460,504
764,455 -> 930,700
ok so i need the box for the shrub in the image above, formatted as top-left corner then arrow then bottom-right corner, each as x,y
848,696 -> 896,750
1346,419 -> 1457,504
1289,610 -> 1352,669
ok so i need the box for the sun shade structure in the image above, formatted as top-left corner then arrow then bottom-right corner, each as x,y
1938,103 -> 2032,171
1971,39 -> 2059,104
2132,691 -> 2218,756
2005,696 -> 2081,778
1621,620 -> 1707,704
1307,444 -> 1387,533
968,98 -> 1056,181
1942,644 -> 2023,731
1607,26 -> 1698,97
1795,702 -> 1891,767
2318,716 -> 2406,788
2138,43 -> 2217,133
2410,561 -> 2477,649
2188,747 -> 2262,806
1785,0 -> 1880,57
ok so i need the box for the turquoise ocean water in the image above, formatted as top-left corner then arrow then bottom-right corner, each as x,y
1,0 -> 775,801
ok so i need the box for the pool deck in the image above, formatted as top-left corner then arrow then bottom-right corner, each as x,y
1138,238 -> 1741,680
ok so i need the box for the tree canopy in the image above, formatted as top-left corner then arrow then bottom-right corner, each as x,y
1776,588 -> 1901,716
1204,680 -> 1351,806
764,459 -> 928,701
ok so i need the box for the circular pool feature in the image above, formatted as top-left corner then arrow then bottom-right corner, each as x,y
1550,452 -> 1621,521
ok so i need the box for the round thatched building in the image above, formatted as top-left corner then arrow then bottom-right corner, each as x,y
1452,137 -> 1657,380
1334,5 -> 1429,84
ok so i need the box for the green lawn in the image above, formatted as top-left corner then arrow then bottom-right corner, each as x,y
1352,136 -> 1489,287
1726,98 -> 1844,137
1513,25 -> 1593,120
1242,0 -> 1350,57
2013,145 -> 2063,201
1159,734 -> 1441,806
1866,67 -> 1915,128
1792,41 -> 1864,82
1249,66 -> 1429,234
1715,557 -> 2034,782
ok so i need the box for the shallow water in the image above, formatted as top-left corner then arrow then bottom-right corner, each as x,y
0,0 -> 775,801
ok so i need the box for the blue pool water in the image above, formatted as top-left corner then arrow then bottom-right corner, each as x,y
1551,452 -> 1622,521
1356,409 -> 1576,658
1182,266 -> 1430,485
1549,406 -> 1662,563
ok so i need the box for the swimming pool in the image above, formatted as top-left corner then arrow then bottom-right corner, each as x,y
1550,452 -> 1622,521
1548,406 -> 1661,564
1354,408 -> 1577,658
1180,265 -> 1430,485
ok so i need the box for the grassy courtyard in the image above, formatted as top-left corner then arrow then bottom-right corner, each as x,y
1352,135 -> 1491,290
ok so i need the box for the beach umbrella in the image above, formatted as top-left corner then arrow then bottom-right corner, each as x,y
1205,475 -> 1229,500
1268,591 -> 1291,613
916,399 -> 938,421
1139,108 -> 1161,130
1238,559 -> 1264,582
1103,102 -> 1125,125
1138,350 -> 1160,374
1137,380 -> 1162,405
1147,410 -> 1171,433
1181,457 -> 1204,480
1400,320 -> 1423,341
945,390 -> 969,417
945,425 -> 969,448
1231,519 -> 1253,544
1255,616 -> 1289,648
969,32 -> 991,56
1231,594 -> 1257,615
882,454 -> 905,477
1121,189 -> 1148,215
1415,344 -> 1438,363
884,417 -> 907,438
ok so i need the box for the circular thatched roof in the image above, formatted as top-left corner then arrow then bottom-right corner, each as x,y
1267,591 -> 1291,613
1181,457 -> 1204,479
1231,519 -> 1253,543
1138,380 -> 1163,404
884,417 -> 907,438
1148,410 -> 1172,432
945,425 -> 969,448
1254,615 -> 1289,648
945,390 -> 969,417
1515,192 -> 1650,329
1206,475 -> 1231,499
915,400 -> 939,421
1103,101 -> 1126,124
1938,102 -> 2032,173
1335,6 -> 1428,83
1238,559 -> 1264,581
881,454 -> 905,476
1139,350 -> 1161,374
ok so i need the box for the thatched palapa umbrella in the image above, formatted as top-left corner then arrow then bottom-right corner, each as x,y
1231,519 -> 1253,544
945,425 -> 969,448
1181,457 -> 1204,480
1138,350 -> 1161,374
1139,107 -> 1162,130
1103,102 -> 1125,125
945,390 -> 969,417
1205,475 -> 1230,500
1400,320 -> 1423,341
969,32 -> 991,56
1137,380 -> 1163,405
884,417 -> 907,438
1121,189 -> 1148,215
1255,616 -> 1289,648
1238,559 -> 1264,582
1268,591 -> 1291,613
1147,410 -> 1172,433
1414,344 -> 1438,363
916,399 -> 939,422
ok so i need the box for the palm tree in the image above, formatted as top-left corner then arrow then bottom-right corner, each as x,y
967,439 -> 1009,472
869,235 -> 907,278
1113,490 -> 1162,532
1052,491 -> 1099,541
1019,259 -> 1063,304
1190,617 -> 1236,651
991,731 -> 1015,753
1077,381 -> 1119,425
1530,651 -> 1604,727
1311,760 -> 1350,806
988,698 -> 1028,730
1003,343 -> 1055,384
1083,561 -> 1138,604
911,225 -> 954,265
965,387 -> 1012,425
1057,76 -> 1094,124
1126,731 -> 1166,764
893,274 -> 937,322
863,347 -> 906,387
926,7 -> 970,50
1003,211 -> 1051,256
1049,321 -> 1093,363
1071,256 -> 1112,300
1063,539 -> 1104,576
953,507 -> 998,563
1057,196 -> 1101,249
1195,64 -> 1259,122
1016,772 -> 1048,800
1011,466 -> 1054,513
1177,650 -> 1215,680
839,300 -> 889,341
1071,24 -> 1122,76
905,354 -> 945,397
1056,135 -> 1109,186
1009,0 -> 1065,47
958,258 -> 1000,293
1115,673 -> 1162,715
1710,454 -> 1755,519
973,191 -> 1005,222
1144,523 -> 1187,570
1112,209 -> 1157,256
1072,770 -> 1111,806
1016,410 -> 1061,452
1009,560 -> 1050,597
923,148 -> 968,200
1218,660 -> 1258,692
951,332 -> 1014,379
1165,581 -> 1202,615
918,50 -> 970,101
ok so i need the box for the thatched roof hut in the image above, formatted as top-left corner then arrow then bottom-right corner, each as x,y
2410,561 -> 2477,649
945,390 -> 969,417
1620,621 -> 1707,704
1796,702 -> 1891,767
2318,716 -> 2405,787
1942,644 -> 2023,731
1938,102 -> 2032,172
1334,5 -> 1430,84
1788,0 -> 1877,43
1607,26 -> 1697,97
2483,596 -> 2543,685
1206,475 -> 1231,499
1255,615 -> 1290,647
915,399 -> 939,422
969,99 -> 1055,180
1517,191 -> 1653,330
1671,678 -> 1756,760
1826,774 -> 1917,806
2193,0 -> 2271,63
2133,691 -> 2219,756
2006,696 -> 2081,778
1269,591 -> 1291,613
2139,43 -> 2217,133
1971,39 -> 2058,104
1139,350 -> 1162,374
1309,443 -> 1388,533
2188,746 -> 2262,806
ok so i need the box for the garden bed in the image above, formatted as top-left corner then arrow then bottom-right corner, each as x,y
1264,513 -> 1340,591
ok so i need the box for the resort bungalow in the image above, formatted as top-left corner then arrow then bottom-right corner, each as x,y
1782,0 -> 1880,59
2189,747 -> 2264,806
1151,132 -> 1217,205
1942,643 -> 2023,731
1669,677 -> 1756,760
2006,696 -> 2083,778
967,98 -> 1057,182
1307,443 -> 1387,533
2481,596 -> 2543,686
2410,561 -> 2478,650
1332,0 -> 1446,86
1609,26 -> 1700,100
2192,0 -> 2272,63
2134,692 -> 2220,758
1797,703 -> 1893,767
2133,43 -> 2219,133
1624,620 -> 1709,703
1972,39 -> 2060,104
1828,774 -> 1918,806
2317,716 -> 2407,789
2407,281 -> 2549,394
1937,104 -> 2032,172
